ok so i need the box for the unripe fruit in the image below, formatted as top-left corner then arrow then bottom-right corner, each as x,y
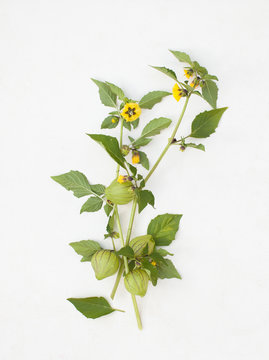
91,250 -> 119,280
124,269 -> 149,297
121,145 -> 130,156
129,235 -> 155,257
105,179 -> 134,205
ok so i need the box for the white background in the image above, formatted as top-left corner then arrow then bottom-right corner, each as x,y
1,0 -> 269,359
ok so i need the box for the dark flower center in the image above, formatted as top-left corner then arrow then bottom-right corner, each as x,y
125,107 -> 136,117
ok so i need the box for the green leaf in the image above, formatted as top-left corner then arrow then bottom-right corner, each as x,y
67,297 -> 120,319
91,79 -> 117,108
192,61 -> 208,76
131,118 -> 139,129
202,80 -> 218,108
150,251 -> 168,265
51,171 -> 103,198
186,143 -> 205,151
147,213 -> 182,246
69,240 -> 102,262
80,197 -> 103,213
87,134 -> 126,168
157,259 -> 181,279
104,203 -> 113,216
106,214 -> 114,233
139,91 -> 171,109
137,189 -> 155,213
203,74 -> 219,81
141,117 -> 172,138
155,248 -> 174,257
132,137 -> 152,148
90,184 -> 105,195
123,120 -> 131,131
169,50 -> 193,66
138,151 -> 149,170
150,66 -> 178,81
105,81 -> 125,101
116,245 -> 134,258
101,116 -> 119,129
127,163 -> 137,176
190,107 -> 228,138
141,259 -> 158,286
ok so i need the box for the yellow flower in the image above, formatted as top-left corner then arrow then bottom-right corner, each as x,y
184,68 -> 194,79
117,175 -> 126,184
121,103 -> 141,122
172,83 -> 187,102
151,260 -> 157,266
190,77 -> 200,88
111,118 -> 117,123
132,150 -> 140,164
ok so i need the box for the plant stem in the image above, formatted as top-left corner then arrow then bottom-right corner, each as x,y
114,206 -> 129,273
110,261 -> 124,299
144,95 -> 190,184
131,295 -> 142,330
125,198 -> 138,245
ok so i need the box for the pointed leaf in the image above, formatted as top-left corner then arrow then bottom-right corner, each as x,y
150,66 -> 178,81
186,143 -> 205,151
141,117 -> 172,138
138,151 -> 149,170
67,297 -> 118,319
51,171 -> 103,198
202,80 -> 218,108
157,259 -> 181,279
116,246 -> 134,258
101,116 -> 119,129
105,81 -> 125,100
91,79 -> 117,108
190,107 -> 228,138
147,213 -> 182,246
139,91 -> 171,109
169,50 -> 193,66
69,240 -> 102,262
132,137 -> 152,148
137,189 -> 155,213
80,197 -> 103,213
88,134 -> 126,168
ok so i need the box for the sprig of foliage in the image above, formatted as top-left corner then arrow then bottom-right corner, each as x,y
51,49 -> 228,329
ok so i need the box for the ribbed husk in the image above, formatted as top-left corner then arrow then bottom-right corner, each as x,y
124,269 -> 149,297
129,235 -> 155,257
105,179 -> 134,205
91,250 -> 119,280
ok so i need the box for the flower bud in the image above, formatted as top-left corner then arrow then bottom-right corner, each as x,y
121,145 -> 130,156
91,250 -> 119,280
105,179 -> 135,205
180,145 -> 186,152
124,269 -> 149,297
129,235 -> 155,257
132,150 -> 140,164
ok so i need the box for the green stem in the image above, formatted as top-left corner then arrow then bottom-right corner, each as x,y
144,95 -> 190,184
110,261 -> 124,299
114,206 -> 129,272
131,295 -> 142,330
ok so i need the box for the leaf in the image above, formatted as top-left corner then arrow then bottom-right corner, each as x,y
127,163 -> 137,176
131,118 -> 139,129
190,107 -> 228,138
203,74 -> 219,81
141,259 -> 158,286
106,214 -> 114,233
101,116 -> 119,129
169,50 -> 193,65
150,251 -> 168,265
69,240 -> 102,262
139,91 -> 171,109
90,184 -> 105,195
123,120 -> 131,131
80,197 -> 103,213
138,151 -> 149,170
186,143 -> 205,151
91,79 -> 117,108
155,248 -> 174,257
157,259 -> 181,279
137,189 -> 155,213
67,297 -> 119,319
116,246 -> 134,258
105,81 -> 125,100
202,80 -> 218,108
104,203 -> 113,216
87,134 -> 126,168
141,117 -> 172,138
192,61 -> 208,76
51,171 -> 103,198
132,137 -> 152,148
147,213 -> 182,246
150,66 -> 178,81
